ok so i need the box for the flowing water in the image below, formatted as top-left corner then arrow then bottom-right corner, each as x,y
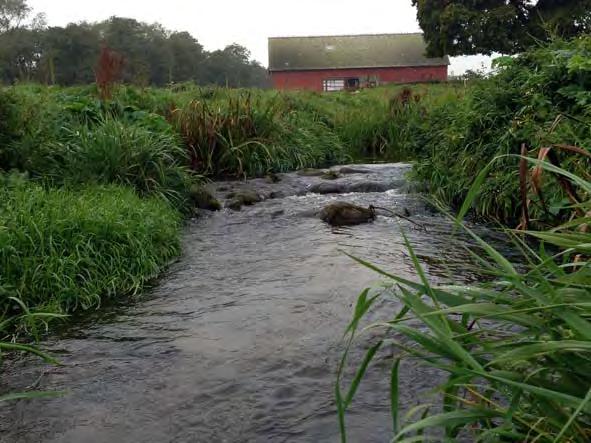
1,164 -> 505,443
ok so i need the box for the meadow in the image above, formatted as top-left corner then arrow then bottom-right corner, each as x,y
1,36 -> 590,439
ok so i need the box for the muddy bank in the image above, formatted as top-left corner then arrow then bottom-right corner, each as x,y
1,163 -> 501,443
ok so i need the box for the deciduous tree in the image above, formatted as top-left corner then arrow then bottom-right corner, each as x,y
412,0 -> 591,56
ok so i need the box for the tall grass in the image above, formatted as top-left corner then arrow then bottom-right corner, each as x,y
2,82 -> 452,181
173,91 -> 349,176
0,174 -> 181,400
0,175 -> 181,321
47,119 -> 195,209
409,37 -> 591,223
337,156 -> 591,442
337,37 -> 591,441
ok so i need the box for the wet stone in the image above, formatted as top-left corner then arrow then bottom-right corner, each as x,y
319,202 -> 376,226
296,168 -> 327,177
265,173 -> 282,184
308,182 -> 346,195
190,185 -> 221,211
339,166 -> 372,174
224,189 -> 262,211
347,182 -> 393,193
321,170 -> 340,180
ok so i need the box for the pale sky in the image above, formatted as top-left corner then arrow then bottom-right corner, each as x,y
28,0 -> 493,76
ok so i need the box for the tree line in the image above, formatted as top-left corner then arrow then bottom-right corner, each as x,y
0,0 -> 268,87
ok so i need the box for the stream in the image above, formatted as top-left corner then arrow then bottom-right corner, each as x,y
1,163 -> 504,442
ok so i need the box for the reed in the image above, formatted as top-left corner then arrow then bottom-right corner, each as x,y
338,157 -> 591,442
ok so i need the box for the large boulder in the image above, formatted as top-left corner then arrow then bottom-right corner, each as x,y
319,202 -> 376,226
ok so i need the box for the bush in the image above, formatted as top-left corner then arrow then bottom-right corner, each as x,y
408,36 -> 591,223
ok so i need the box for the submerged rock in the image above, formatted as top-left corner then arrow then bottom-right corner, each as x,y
225,189 -> 262,211
321,170 -> 340,180
339,166 -> 371,174
319,202 -> 376,226
190,185 -> 221,211
309,181 -> 402,195
309,182 -> 346,195
297,168 -> 327,177
347,181 -> 392,193
265,173 -> 282,183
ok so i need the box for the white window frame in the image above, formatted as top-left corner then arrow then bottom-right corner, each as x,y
322,78 -> 345,92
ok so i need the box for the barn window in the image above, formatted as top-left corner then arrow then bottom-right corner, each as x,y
323,79 -> 345,92
346,78 -> 360,90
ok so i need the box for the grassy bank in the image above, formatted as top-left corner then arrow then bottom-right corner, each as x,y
0,177 -> 182,400
338,161 -> 591,442
1,177 -> 181,320
337,36 -> 591,442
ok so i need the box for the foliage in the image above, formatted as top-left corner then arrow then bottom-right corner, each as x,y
173,91 -> 349,176
0,0 -> 32,33
0,1 -> 268,87
45,119 -> 194,209
405,36 -> 591,223
336,36 -> 591,442
338,157 -> 591,442
0,176 -> 181,321
413,0 -> 591,56
0,86 -> 197,209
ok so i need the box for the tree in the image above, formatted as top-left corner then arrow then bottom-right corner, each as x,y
0,0 -> 30,33
412,0 -> 591,57
39,24 -> 100,84
0,0 -> 48,83
201,44 -> 268,88
0,1 -> 268,88
167,32 -> 204,83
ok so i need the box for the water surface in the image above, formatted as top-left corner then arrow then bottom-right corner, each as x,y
1,164 -> 500,442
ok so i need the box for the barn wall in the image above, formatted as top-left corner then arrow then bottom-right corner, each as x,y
270,66 -> 448,91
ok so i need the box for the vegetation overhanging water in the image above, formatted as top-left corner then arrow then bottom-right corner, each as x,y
0,35 -> 590,442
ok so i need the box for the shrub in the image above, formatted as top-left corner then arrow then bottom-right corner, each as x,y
409,36 -> 591,223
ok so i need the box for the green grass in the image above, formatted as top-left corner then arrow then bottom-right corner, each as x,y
0,175 -> 182,401
0,81 -> 454,181
336,36 -> 591,442
0,176 -> 181,326
337,159 -> 591,442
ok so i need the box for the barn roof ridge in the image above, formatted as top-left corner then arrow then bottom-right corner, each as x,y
268,32 -> 424,40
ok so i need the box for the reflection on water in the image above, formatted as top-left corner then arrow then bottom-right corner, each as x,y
0,164 -> 508,443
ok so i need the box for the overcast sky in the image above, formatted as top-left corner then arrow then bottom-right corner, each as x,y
28,0 -> 493,75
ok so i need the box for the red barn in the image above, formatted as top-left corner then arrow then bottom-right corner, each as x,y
268,33 -> 449,91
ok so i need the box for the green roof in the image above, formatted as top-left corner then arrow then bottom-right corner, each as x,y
268,33 -> 449,71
